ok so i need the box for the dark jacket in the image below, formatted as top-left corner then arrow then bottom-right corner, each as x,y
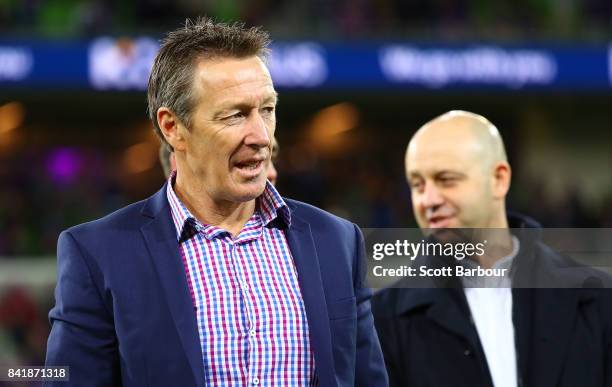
45,183 -> 388,387
372,215 -> 612,387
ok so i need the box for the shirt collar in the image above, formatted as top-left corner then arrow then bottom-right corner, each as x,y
460,235 -> 520,288
460,235 -> 520,271
165,171 -> 291,241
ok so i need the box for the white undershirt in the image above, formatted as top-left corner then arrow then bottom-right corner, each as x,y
463,236 -> 519,387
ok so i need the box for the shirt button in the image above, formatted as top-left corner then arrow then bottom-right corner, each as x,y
252,377 -> 259,385
249,329 -> 256,337
464,349 -> 472,357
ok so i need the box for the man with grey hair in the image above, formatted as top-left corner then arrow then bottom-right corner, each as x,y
373,110 -> 612,387
46,17 -> 387,387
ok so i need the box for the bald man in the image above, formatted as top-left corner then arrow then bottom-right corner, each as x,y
372,111 -> 612,387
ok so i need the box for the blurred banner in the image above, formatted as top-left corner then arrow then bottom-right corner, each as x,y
1,38 -> 612,91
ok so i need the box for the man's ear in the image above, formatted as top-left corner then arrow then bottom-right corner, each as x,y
157,107 -> 186,151
492,162 -> 511,199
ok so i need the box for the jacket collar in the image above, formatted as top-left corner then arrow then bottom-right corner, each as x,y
140,184 -> 205,387
282,203 -> 337,386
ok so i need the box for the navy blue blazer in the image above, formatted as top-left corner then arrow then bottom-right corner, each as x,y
45,184 -> 388,387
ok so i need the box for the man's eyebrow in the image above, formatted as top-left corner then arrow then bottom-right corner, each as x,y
434,170 -> 466,178
217,91 -> 278,110
407,170 -> 466,179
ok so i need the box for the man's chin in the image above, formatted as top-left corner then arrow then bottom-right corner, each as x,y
230,180 -> 267,202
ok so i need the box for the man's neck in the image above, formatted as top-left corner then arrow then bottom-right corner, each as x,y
471,228 -> 514,269
174,176 -> 256,237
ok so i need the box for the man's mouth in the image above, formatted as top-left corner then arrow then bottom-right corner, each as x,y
427,215 -> 454,229
233,158 -> 265,178
235,160 -> 263,169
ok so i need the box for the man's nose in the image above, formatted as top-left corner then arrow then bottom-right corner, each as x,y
421,182 -> 445,209
244,111 -> 271,149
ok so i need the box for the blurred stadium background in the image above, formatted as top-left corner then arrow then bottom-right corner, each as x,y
1,0 -> 611,378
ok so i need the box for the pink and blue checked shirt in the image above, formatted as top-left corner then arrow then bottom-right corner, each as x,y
166,175 -> 316,386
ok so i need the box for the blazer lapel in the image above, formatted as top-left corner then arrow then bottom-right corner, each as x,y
395,276 -> 482,356
396,287 -> 494,387
285,215 -> 336,387
512,288 -> 533,386
514,236 -> 581,387
425,289 -> 483,356
140,187 -> 204,387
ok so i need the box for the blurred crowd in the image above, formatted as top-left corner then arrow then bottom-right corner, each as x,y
0,0 -> 610,40
0,148 -> 127,256
1,135 -> 611,257
0,286 -> 50,371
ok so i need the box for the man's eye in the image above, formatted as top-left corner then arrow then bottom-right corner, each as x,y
223,112 -> 245,122
438,177 -> 457,186
409,181 -> 423,190
261,106 -> 275,115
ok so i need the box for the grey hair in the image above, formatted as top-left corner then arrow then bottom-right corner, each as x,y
147,16 -> 271,150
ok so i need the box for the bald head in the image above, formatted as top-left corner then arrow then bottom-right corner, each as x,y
408,110 -> 507,173
406,110 -> 511,229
